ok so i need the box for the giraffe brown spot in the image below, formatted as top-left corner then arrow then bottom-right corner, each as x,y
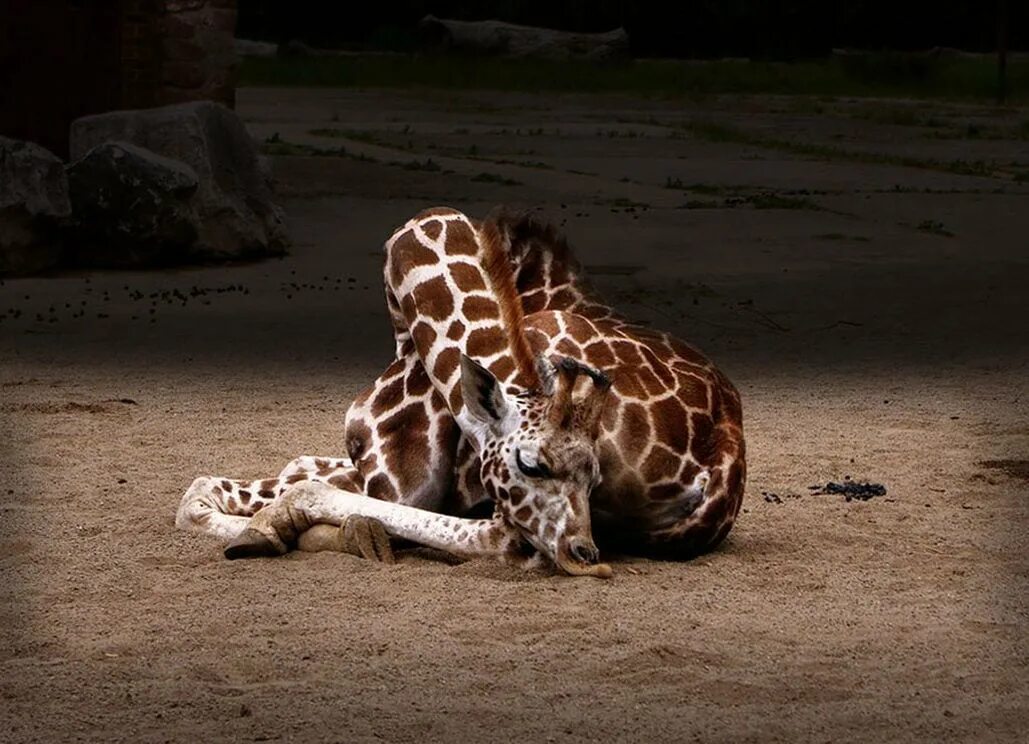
689,413 -> 717,466
405,365 -> 433,397
653,398 -> 690,453
522,290 -> 546,314
239,490 -> 251,505
611,340 -> 645,367
314,458 -> 330,470
380,402 -> 432,497
411,276 -> 454,321
526,310 -> 560,337
446,319 -> 466,341
617,402 -> 650,464
286,473 -> 310,484
399,233 -> 440,270
582,340 -> 617,368
412,321 -> 438,354
451,262 -> 488,292
462,296 -> 500,322
433,347 -> 461,385
641,446 -> 683,483
556,337 -> 581,357
371,375 -> 406,417
509,486 -> 526,506
528,517 -> 540,533
327,472 -> 360,491
523,327 -> 550,354
446,220 -> 478,255
465,327 -> 507,358
366,473 -> 398,502
641,347 -> 676,387
514,506 -> 532,522
251,501 -> 264,513
677,374 -> 709,410
637,366 -> 667,397
257,490 -> 275,500
613,368 -> 646,399
488,356 -> 516,383
259,479 -> 278,493
549,288 -> 579,310
421,219 -> 443,241
227,497 -> 238,511
221,480 -> 233,492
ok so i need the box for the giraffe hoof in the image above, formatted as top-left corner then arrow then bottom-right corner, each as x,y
224,528 -> 286,560
340,515 -> 395,565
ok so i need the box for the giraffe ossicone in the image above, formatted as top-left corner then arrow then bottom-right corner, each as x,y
178,206 -> 746,578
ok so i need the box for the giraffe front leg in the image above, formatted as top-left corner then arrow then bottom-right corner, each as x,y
295,518 -> 395,563
224,480 -> 517,564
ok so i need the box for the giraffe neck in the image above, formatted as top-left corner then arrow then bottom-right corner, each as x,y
500,212 -> 613,319
384,208 -> 539,419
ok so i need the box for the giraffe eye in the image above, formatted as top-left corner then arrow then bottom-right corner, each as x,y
515,449 -> 551,479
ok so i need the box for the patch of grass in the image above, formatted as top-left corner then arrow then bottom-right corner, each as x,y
262,133 -> 347,157
595,196 -> 650,209
400,158 -> 442,172
916,220 -> 955,237
680,120 -> 1004,179
239,54 -> 1029,102
744,193 -> 820,210
470,172 -> 522,186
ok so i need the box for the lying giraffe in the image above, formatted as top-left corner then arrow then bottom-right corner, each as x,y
177,207 -> 745,576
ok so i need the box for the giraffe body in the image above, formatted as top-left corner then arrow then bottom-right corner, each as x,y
176,207 -> 745,574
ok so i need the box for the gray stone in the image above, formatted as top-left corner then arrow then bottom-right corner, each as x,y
418,16 -> 629,61
66,142 -> 202,268
69,101 -> 289,262
0,136 -> 70,275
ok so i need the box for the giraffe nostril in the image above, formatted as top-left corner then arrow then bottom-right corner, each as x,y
570,539 -> 599,565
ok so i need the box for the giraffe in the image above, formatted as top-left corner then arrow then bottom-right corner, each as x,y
176,207 -> 745,575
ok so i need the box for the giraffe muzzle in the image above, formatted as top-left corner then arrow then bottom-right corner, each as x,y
569,537 -> 600,565
557,536 -> 612,578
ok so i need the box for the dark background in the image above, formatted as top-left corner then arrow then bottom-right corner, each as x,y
237,0 -> 1025,57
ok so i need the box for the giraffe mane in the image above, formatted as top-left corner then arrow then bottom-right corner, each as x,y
479,209 -> 541,388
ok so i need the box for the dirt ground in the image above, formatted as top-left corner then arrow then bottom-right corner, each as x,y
1,88 -> 1027,743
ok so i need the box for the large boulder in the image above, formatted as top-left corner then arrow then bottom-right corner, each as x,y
66,142 -> 202,268
69,101 -> 288,262
0,137 -> 70,275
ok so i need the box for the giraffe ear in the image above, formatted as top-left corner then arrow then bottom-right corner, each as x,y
460,354 -> 512,432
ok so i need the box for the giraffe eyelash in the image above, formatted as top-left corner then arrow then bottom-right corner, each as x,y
515,448 -> 552,479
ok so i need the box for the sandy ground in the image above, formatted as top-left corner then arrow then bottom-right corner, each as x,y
1,88 -> 1027,743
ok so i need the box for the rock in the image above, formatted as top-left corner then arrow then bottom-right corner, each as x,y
66,142 -> 202,268
234,37 -> 278,58
0,137 -> 70,275
69,101 -> 288,262
418,16 -> 629,61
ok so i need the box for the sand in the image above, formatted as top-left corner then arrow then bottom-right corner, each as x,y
1,88 -> 1027,743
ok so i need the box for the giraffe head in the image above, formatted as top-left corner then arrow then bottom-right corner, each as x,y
460,353 -> 613,578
